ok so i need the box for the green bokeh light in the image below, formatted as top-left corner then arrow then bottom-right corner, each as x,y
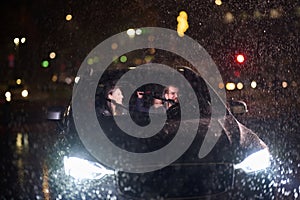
41,60 -> 49,68
120,55 -> 127,63
87,58 -> 94,65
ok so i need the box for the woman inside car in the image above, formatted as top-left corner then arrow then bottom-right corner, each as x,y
101,86 -> 127,116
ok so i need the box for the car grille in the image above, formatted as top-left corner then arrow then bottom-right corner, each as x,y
117,163 -> 234,199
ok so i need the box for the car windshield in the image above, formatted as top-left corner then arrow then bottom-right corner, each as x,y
0,0 -> 299,199
95,50 -> 211,117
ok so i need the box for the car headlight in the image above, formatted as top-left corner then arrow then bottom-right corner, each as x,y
63,156 -> 114,180
234,148 -> 271,173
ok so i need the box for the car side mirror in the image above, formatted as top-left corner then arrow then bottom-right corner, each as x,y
228,100 -> 248,116
47,106 -> 65,120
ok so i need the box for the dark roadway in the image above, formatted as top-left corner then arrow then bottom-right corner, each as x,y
0,99 -> 300,200
0,100 -> 62,199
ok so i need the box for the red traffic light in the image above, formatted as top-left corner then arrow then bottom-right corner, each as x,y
235,54 -> 245,64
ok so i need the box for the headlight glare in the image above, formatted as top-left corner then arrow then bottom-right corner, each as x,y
63,156 -> 114,180
234,148 -> 271,173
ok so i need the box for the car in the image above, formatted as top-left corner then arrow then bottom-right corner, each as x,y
46,56 -> 273,199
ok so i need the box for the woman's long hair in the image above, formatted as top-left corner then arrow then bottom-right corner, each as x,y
107,86 -> 126,116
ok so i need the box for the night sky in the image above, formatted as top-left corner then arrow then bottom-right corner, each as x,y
0,0 -> 299,86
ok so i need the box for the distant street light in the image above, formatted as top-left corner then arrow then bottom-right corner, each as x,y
215,0 -> 222,6
21,37 -> 26,44
14,37 -> 26,46
66,14 -> 72,21
135,29 -> 142,35
14,38 -> 20,45
12,36 -> 26,69
282,81 -> 288,88
251,81 -> 257,89
226,82 -> 236,91
21,89 -> 29,98
16,79 -> 22,85
127,29 -> 135,38
237,82 -> 244,90
49,52 -> 56,59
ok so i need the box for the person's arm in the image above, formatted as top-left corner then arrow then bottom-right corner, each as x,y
135,92 -> 149,113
